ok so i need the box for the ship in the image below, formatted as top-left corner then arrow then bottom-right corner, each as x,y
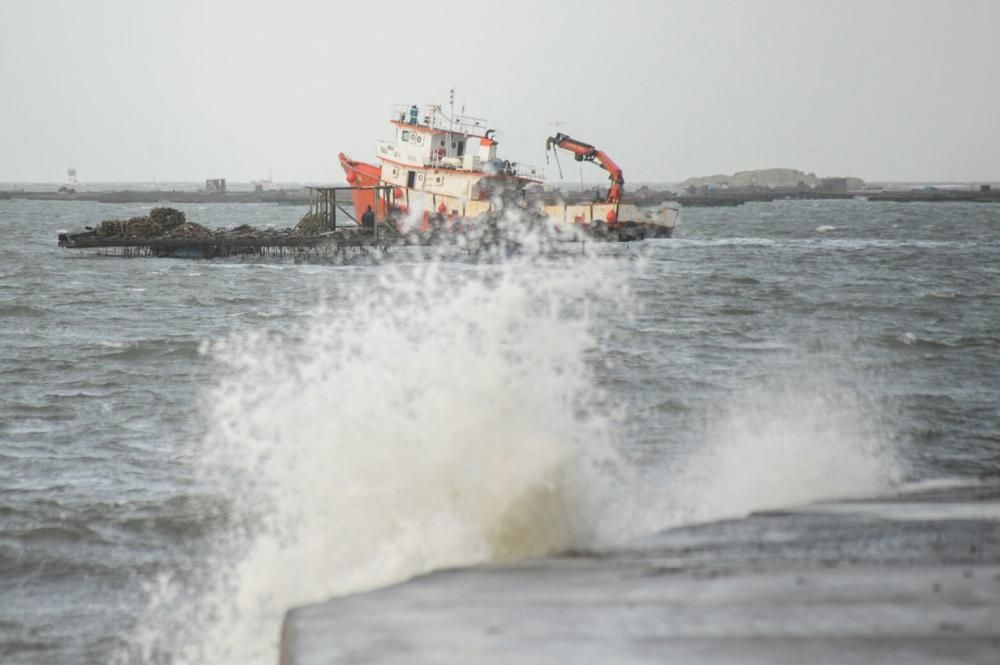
339,101 -> 678,242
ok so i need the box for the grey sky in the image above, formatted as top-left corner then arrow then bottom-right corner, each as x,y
1,0 -> 997,183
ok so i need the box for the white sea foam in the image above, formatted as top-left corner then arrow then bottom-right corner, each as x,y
645,369 -> 902,529
126,247 -> 631,664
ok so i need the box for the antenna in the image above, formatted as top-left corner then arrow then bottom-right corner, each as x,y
449,87 -> 455,131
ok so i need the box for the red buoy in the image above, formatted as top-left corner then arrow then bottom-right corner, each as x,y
606,209 -> 618,224
393,187 -> 404,199
345,171 -> 357,184
437,201 -> 448,214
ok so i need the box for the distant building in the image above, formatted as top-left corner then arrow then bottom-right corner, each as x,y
59,168 -> 79,193
205,178 -> 227,194
252,175 -> 278,193
819,177 -> 849,194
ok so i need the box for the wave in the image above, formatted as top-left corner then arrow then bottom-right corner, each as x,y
922,290 -> 960,300
642,368 -> 902,529
650,399 -> 690,414
872,332 -> 997,350
96,339 -> 202,362
8,524 -> 107,546
0,544 -> 121,578
113,494 -> 235,539
123,244 -> 631,664
1,403 -> 72,418
806,238 -> 976,250
670,238 -> 777,248
717,306 -> 757,316
0,304 -> 44,318
0,637 -> 55,655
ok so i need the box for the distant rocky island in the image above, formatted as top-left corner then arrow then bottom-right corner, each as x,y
680,168 -> 865,193
670,169 -> 998,206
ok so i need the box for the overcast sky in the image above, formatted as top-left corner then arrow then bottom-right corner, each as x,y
1,0 -> 997,183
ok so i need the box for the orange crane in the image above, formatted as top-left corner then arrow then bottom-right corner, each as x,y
545,132 -> 625,204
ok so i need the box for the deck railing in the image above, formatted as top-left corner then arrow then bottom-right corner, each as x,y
390,105 -> 490,136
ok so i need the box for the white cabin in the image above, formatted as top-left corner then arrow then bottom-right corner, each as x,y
376,104 -> 541,204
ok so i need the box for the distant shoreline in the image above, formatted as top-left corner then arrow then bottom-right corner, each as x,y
2,179 -> 999,208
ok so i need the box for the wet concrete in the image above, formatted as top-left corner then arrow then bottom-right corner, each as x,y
281,482 -> 1000,664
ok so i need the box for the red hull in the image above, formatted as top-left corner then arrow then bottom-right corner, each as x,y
338,153 -> 385,223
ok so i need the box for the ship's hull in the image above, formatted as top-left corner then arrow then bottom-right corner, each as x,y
339,153 -> 385,222
339,153 -> 678,240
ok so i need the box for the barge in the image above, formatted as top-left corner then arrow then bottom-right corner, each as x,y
55,198 -> 399,260
55,100 -> 681,257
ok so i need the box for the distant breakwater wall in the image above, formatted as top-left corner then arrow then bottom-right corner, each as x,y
5,188 -> 1000,207
1,190 -> 312,205
676,189 -> 1000,207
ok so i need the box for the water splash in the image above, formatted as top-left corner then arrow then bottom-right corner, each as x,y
650,368 -> 903,529
125,251 -> 631,664
120,236 -> 904,664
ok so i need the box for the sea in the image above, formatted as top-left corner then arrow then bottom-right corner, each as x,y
1,198 -> 998,664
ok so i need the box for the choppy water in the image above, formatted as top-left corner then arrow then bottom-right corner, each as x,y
1,198 -> 998,664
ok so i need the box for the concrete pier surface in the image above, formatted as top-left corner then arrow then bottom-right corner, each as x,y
280,482 -> 1000,665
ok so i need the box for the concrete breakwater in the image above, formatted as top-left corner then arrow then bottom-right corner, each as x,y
281,482 -> 1000,665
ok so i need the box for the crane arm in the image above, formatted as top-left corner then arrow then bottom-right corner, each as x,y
544,132 -> 624,203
